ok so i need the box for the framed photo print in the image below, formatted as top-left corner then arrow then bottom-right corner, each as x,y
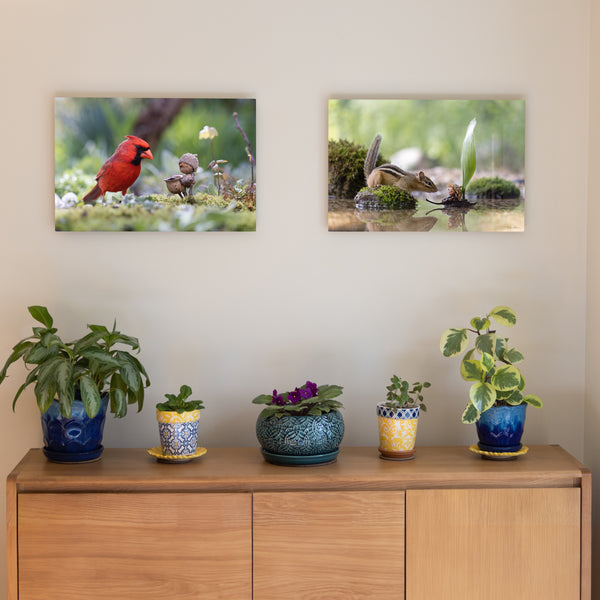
328,98 -> 525,232
55,97 -> 256,232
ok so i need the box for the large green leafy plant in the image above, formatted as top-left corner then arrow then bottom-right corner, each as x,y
0,305 -> 150,418
440,306 -> 542,423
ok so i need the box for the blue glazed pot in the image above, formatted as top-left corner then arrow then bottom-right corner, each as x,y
476,404 -> 527,452
41,395 -> 108,462
256,411 -> 345,457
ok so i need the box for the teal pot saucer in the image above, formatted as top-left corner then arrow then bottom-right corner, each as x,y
260,448 -> 339,466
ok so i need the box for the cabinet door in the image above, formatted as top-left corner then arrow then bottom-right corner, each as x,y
254,491 -> 404,599
18,492 -> 252,600
406,488 -> 580,600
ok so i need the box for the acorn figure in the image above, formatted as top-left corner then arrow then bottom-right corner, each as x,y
179,153 -> 199,196
164,153 -> 199,198
164,175 -> 185,198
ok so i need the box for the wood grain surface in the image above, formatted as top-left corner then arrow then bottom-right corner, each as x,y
406,487 -> 581,599
254,491 -> 404,599
18,492 -> 251,600
6,446 -> 589,600
7,445 -> 587,493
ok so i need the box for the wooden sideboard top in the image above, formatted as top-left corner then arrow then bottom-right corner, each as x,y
7,445 -> 588,493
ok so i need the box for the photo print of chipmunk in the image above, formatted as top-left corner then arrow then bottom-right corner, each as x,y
327,98 -> 525,232
364,133 -> 437,194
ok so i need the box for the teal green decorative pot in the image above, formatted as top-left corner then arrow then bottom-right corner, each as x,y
256,411 -> 345,465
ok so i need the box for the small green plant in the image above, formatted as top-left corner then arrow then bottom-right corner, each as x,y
0,305 -> 150,418
156,385 -> 205,413
253,380 -> 344,419
440,305 -> 542,424
461,118 -> 477,194
384,375 -> 430,410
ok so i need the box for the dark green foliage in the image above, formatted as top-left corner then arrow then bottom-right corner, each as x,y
328,139 -> 386,198
0,306 -> 150,418
156,385 -> 205,413
466,177 -> 520,199
355,185 -> 416,210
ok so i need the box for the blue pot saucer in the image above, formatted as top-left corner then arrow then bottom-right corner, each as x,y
43,445 -> 104,464
260,448 -> 339,467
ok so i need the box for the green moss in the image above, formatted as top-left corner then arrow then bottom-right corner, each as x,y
466,177 -> 520,199
55,195 -> 255,231
328,139 -> 387,199
355,185 -> 416,210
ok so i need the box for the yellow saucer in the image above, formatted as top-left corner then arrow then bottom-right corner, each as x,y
469,444 -> 529,460
148,446 -> 207,463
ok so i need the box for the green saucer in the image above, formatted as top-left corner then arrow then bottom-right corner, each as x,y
260,448 -> 339,466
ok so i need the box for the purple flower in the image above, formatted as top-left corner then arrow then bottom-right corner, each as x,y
299,387 -> 312,399
271,389 -> 286,406
305,381 -> 319,397
288,389 -> 302,404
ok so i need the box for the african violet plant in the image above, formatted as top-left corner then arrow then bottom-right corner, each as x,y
440,305 -> 542,424
0,305 -> 150,419
156,384 -> 205,413
384,375 -> 430,411
252,380 -> 344,419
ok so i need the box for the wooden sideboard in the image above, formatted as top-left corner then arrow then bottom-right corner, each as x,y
7,445 -> 591,599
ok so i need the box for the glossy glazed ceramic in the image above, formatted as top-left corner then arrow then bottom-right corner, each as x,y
476,404 -> 527,452
41,396 -> 109,462
377,404 -> 420,458
255,411 -> 344,457
157,409 -> 201,456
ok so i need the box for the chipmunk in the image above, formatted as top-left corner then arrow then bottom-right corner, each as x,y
364,133 -> 438,193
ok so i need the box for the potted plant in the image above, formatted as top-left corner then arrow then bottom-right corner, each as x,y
440,305 -> 542,454
0,305 -> 150,462
155,384 -> 205,459
252,380 -> 344,466
377,375 -> 430,460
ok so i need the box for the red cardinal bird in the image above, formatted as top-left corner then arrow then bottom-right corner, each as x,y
82,135 -> 153,204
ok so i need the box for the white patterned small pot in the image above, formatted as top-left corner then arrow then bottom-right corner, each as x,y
377,404 -> 420,460
156,409 -> 201,456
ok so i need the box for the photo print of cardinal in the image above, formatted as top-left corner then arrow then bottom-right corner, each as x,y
55,97 -> 256,232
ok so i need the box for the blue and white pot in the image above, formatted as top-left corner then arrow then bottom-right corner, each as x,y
41,395 -> 108,463
157,409 -> 201,456
256,411 -> 345,465
476,404 -> 527,452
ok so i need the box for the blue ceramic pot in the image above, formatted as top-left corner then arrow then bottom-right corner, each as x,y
41,395 -> 108,462
256,411 -> 345,456
476,404 -> 527,452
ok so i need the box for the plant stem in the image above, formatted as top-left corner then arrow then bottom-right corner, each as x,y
233,112 -> 255,186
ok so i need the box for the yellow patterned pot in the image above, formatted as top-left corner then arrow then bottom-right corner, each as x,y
156,409 -> 201,456
377,404 -> 420,460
